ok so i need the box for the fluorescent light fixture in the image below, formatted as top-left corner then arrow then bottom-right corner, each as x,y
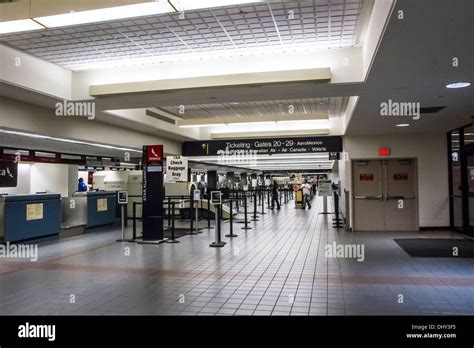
179,124 -> 226,128
170,0 -> 265,11
0,19 -> 45,34
446,82 -> 471,89
396,123 -> 410,127
0,129 -> 141,153
227,121 -> 277,126
34,2 -> 174,28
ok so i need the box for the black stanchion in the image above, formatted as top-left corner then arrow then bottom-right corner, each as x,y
332,192 -> 343,229
166,202 -> 180,243
260,190 -> 266,215
267,189 -> 271,208
210,202 -> 226,247
241,194 -> 252,230
167,197 -> 171,227
188,198 -> 198,235
132,201 -> 137,241
225,200 -> 238,238
203,195 -> 213,230
251,192 -> 259,221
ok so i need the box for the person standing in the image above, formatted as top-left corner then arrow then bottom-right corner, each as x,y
301,180 -> 312,209
78,178 -> 88,192
271,180 -> 281,210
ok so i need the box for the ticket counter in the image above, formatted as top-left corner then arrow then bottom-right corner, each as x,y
72,191 -> 117,229
0,194 -> 61,242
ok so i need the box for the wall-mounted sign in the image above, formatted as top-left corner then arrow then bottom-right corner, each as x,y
182,136 -> 343,156
393,173 -> 408,181
379,148 -> 390,156
97,198 -> 108,212
360,174 -> 374,181
26,203 -> 43,221
166,156 -> 188,183
0,160 -> 18,188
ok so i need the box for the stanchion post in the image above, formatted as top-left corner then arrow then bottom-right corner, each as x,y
225,199 -> 238,238
166,202 -> 180,243
241,193 -> 252,230
133,201 -> 137,240
210,193 -> 226,247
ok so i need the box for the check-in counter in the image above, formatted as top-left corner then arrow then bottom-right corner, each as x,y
0,194 -> 61,242
72,191 -> 117,229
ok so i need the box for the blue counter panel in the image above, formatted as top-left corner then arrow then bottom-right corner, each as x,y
86,193 -> 116,229
3,194 -> 61,242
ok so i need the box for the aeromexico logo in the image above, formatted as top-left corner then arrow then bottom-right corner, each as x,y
380,99 -> 420,120
55,100 -> 95,120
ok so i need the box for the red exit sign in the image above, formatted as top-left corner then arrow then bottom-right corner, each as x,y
379,147 -> 390,156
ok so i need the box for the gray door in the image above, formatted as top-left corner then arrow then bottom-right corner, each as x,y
353,160 -> 384,231
384,159 -> 418,231
352,159 -> 418,231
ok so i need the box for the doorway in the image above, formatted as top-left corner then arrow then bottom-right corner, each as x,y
352,159 -> 419,231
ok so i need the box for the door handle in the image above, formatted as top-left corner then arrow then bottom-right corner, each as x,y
354,196 -> 383,200
386,196 -> 415,200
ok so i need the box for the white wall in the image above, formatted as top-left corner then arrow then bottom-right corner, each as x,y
30,163 -> 70,197
1,163 -> 77,197
340,134 -> 449,228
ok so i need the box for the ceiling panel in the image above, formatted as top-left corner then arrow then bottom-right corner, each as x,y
0,0 -> 364,70
160,96 -> 348,120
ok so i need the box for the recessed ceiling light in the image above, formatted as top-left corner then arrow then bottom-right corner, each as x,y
34,2 -> 174,28
446,82 -> 471,89
396,124 -> 410,127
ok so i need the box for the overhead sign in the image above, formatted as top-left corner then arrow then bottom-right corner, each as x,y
182,136 -> 343,156
166,156 -> 188,183
0,160 -> 18,188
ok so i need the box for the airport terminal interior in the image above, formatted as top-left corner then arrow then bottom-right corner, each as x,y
0,0 -> 473,317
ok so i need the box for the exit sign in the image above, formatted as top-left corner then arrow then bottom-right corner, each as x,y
379,148 -> 390,156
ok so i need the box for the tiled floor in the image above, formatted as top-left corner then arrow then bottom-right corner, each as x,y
1,196 -> 473,316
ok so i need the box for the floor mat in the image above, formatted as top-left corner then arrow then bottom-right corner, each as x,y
394,238 -> 474,258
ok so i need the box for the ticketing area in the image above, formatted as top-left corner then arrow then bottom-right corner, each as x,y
0,0 -> 473,346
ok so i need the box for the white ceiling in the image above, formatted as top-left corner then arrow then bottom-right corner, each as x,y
0,0 -> 366,71
160,96 -> 348,119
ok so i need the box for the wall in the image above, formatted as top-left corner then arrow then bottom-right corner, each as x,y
340,134 -> 449,228
1,163 -> 77,197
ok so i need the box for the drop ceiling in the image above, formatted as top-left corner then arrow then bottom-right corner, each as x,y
0,0 -> 366,71
160,96 -> 348,120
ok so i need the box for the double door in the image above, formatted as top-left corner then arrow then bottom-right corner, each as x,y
353,159 -> 418,231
